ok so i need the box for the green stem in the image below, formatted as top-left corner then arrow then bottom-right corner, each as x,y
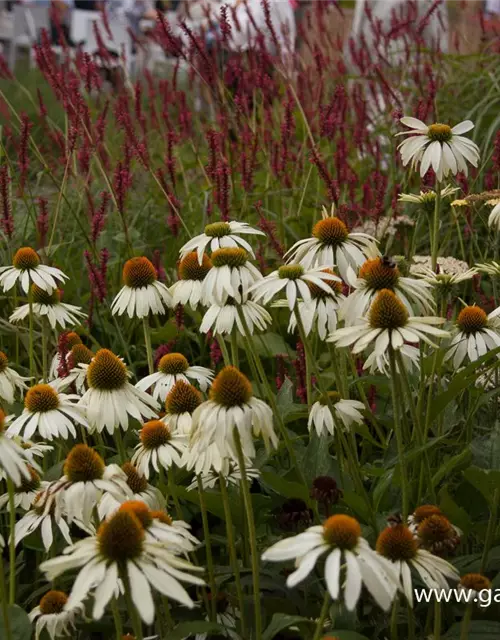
28,287 -> 35,380
407,600 -> 415,640
219,473 -> 247,637
434,600 -> 441,640
7,480 -> 15,605
115,430 -> 127,464
234,431 -> 262,640
460,603 -> 473,640
347,354 -> 385,446
480,488 -> 499,573
391,597 -> 399,640
431,182 -> 441,272
142,316 -> 154,375
41,319 -> 48,382
389,349 -> 410,519
312,591 -> 330,640
0,555 -> 12,640
122,572 -> 143,640
230,332 -> 239,368
197,476 -> 217,622
168,468 -> 183,521
112,599 -> 123,639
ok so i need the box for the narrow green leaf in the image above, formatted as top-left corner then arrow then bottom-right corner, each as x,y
263,613 -> 315,640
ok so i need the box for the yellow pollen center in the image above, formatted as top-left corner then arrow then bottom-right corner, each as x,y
25,384 -> 59,413
457,306 -> 488,333
308,269 -> 342,299
13,247 -> 40,270
39,590 -> 68,615
278,265 -> 304,280
122,257 -> 157,288
359,258 -> 400,291
460,573 -> 491,591
140,420 -> 171,449
376,524 -> 417,561
63,444 -> 105,483
122,462 -> 148,494
204,222 -> 231,238
412,505 -> 442,523
17,466 -> 41,493
210,366 -> 252,407
31,285 -> 61,305
178,252 -> 212,280
69,344 -> 93,367
0,351 -> 8,373
119,500 -> 153,529
165,381 -> 202,415
87,349 -> 128,391
211,248 -> 248,268
65,332 -> 83,349
427,123 -> 452,142
98,511 -> 144,563
369,289 -> 409,329
158,353 -> 189,375
322,514 -> 361,550
417,514 -> 454,544
151,510 -> 173,525
319,391 -> 341,406
312,217 -> 349,246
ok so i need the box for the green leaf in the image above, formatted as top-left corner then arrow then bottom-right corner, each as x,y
342,490 -> 371,522
0,604 -> 32,640
463,466 -> 500,507
432,448 -> 472,487
260,472 -> 310,503
444,621 -> 500,638
438,487 -> 472,536
167,621 -> 232,640
263,613 -> 315,640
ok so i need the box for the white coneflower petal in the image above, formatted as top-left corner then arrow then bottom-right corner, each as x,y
111,257 -> 172,319
180,221 -> 264,264
308,393 -> 365,436
0,351 -> 29,404
0,247 -> 68,294
9,285 -> 85,330
285,205 -> 379,281
136,353 -> 213,402
29,590 -> 85,640
200,297 -> 272,335
201,248 -> 262,306
170,251 -> 212,310
78,349 -> 159,434
396,118 -> 480,180
444,305 -> 500,368
132,420 -> 188,479
40,509 -> 205,624
8,384 -> 89,442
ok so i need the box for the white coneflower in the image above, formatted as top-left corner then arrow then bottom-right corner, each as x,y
0,465 -> 47,511
398,185 -> 459,212
111,257 -> 172,319
40,509 -> 205,623
29,590 -> 85,640
284,205 -> 378,282
161,381 -> 202,435
201,248 -> 262,306
98,462 -> 165,519
0,247 -> 67,294
187,462 -> 260,490
52,343 -> 94,394
412,266 -> 477,297
330,289 -> 449,370
0,350 -> 29,404
476,260 -> 500,277
190,366 -> 277,462
200,297 -> 272,335
0,412 -> 41,488
414,513 -> 461,557
179,220 -> 264,264
0,437 -> 52,483
183,441 -> 241,478
487,199 -> 500,231
458,574 -> 492,600
308,392 -> 365,436
132,420 -> 188,479
376,523 -> 459,606
396,118 -> 480,180
14,490 -> 88,551
444,305 -> 500,368
116,501 -> 199,552
170,251 -> 213,310
342,256 -> 434,322
78,349 -> 159,434
9,285 -> 85,330
7,383 -> 88,441
262,514 -> 399,611
49,331 -> 83,380
250,264 -> 340,311
276,269 -> 345,340
136,353 -> 213,403
44,445 -> 132,525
